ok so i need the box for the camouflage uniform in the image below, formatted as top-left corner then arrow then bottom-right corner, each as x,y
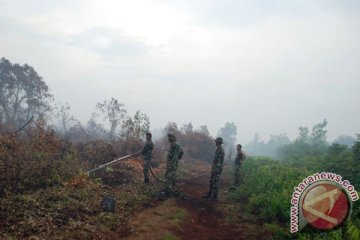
207,138 -> 225,199
165,134 -> 184,195
234,149 -> 245,185
142,139 -> 154,183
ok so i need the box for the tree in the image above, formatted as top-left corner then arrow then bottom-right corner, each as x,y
310,119 -> 328,146
164,122 -> 182,136
67,121 -> 87,142
199,125 -> 210,136
268,134 -> 291,147
86,112 -> 106,140
122,110 -> 150,141
161,122 -> 184,149
245,133 -> 290,156
55,102 -> 76,140
182,126 -> 214,162
334,135 -> 356,147
132,110 -> 150,139
353,134 -> 360,163
0,57 -> 52,129
278,120 -> 329,164
217,122 -> 237,157
96,98 -> 127,142
157,122 -> 214,162
266,133 -> 291,156
296,126 -> 309,143
245,133 -> 264,156
182,122 -> 194,135
351,134 -> 360,188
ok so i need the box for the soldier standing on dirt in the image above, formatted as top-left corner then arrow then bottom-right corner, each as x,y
164,133 -> 184,196
234,144 -> 246,185
142,132 -> 154,184
204,137 -> 225,200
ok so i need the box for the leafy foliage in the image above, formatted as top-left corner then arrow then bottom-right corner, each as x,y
228,157 -> 310,223
347,222 -> 360,240
158,122 -> 215,163
334,135 -> 356,147
55,102 -> 77,140
245,133 -> 290,157
217,122 -> 237,155
310,119 -> 328,146
0,57 -> 52,130
226,155 -> 360,239
96,97 -> 127,142
0,122 -> 86,195
353,134 -> 360,163
118,110 -> 151,154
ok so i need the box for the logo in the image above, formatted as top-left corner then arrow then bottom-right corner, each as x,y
290,172 -> 359,233
302,183 -> 349,230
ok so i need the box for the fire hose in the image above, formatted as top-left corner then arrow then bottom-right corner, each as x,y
87,152 -> 211,185
86,151 -> 141,175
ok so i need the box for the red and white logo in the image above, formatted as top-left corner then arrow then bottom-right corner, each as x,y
301,183 -> 350,230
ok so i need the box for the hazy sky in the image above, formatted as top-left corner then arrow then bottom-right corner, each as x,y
1,0 -> 359,142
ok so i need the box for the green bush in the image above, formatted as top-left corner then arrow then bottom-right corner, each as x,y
228,157 -> 310,223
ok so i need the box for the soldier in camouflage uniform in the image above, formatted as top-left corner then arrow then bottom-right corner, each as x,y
234,144 -> 246,185
141,132 -> 154,184
204,137 -> 225,200
164,133 -> 184,196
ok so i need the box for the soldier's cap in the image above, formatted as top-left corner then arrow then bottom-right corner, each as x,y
167,133 -> 177,140
146,132 -> 152,137
215,137 -> 223,144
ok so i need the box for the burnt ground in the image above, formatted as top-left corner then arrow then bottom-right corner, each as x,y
121,165 -> 272,240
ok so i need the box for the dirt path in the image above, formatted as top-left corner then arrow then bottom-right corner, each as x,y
122,167 -> 271,240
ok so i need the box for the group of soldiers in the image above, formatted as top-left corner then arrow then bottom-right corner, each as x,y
141,132 -> 246,200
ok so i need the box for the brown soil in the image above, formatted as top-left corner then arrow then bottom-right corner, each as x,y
121,164 -> 272,240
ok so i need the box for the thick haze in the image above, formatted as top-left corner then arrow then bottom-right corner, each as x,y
1,0 -> 359,142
